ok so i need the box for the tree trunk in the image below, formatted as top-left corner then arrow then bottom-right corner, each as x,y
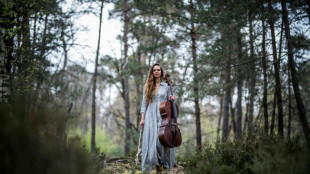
229,96 -> 236,136
61,20 -> 68,71
123,0 -> 131,155
32,11 -> 38,54
1,1 -> 15,100
281,0 -> 310,148
288,68 -> 292,138
243,104 -> 249,134
39,13 -> 49,62
222,45 -> 231,141
217,97 -> 223,141
270,93 -> 276,135
136,51 -> 142,128
190,0 -> 201,150
19,7 -> 31,93
248,12 -> 256,135
235,30 -> 243,140
35,13 -> 49,96
262,19 -> 269,134
91,0 -> 104,153
268,0 -> 284,137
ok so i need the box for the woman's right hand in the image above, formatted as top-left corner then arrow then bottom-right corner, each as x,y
139,118 -> 144,128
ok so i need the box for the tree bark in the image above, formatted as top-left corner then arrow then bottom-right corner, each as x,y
136,51 -> 142,128
190,0 -> 201,150
229,96 -> 236,136
61,20 -> 68,71
243,104 -> 249,134
123,0 -> 131,155
222,45 -> 231,141
268,0 -> 284,137
32,11 -> 38,54
281,0 -> 310,148
270,93 -> 276,135
248,12 -> 256,135
19,6 -> 31,94
91,0 -> 104,153
217,97 -> 223,141
288,68 -> 292,138
235,30 -> 243,140
262,19 -> 269,134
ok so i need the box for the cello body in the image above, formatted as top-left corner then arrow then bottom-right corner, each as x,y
158,74 -> 182,148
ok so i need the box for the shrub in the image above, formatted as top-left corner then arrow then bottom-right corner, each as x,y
183,134 -> 310,174
0,97 -> 103,174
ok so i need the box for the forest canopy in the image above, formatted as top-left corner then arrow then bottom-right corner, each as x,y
1,0 -> 310,173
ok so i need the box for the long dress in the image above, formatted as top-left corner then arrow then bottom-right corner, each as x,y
140,82 -> 175,173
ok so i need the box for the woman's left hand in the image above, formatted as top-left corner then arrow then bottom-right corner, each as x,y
170,95 -> 175,100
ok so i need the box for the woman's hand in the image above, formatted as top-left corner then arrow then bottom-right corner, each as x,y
170,95 -> 176,100
139,118 -> 144,128
140,113 -> 145,128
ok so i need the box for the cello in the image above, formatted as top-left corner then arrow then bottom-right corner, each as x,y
158,73 -> 182,148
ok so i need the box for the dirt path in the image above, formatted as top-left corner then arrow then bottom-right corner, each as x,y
103,157 -> 185,174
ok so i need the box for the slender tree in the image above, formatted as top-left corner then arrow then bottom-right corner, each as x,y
189,0 -> 202,150
61,20 -> 68,71
261,19 -> 269,134
222,45 -> 231,141
281,0 -> 310,148
268,0 -> 284,137
91,0 -> 104,153
270,93 -> 276,135
247,11 -> 256,135
288,68 -> 292,138
123,0 -> 131,155
217,97 -> 223,141
235,29 -> 243,140
0,0 -> 14,101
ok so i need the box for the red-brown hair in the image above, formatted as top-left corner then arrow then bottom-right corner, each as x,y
144,63 -> 164,104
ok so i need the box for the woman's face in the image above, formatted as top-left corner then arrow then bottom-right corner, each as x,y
152,65 -> 162,79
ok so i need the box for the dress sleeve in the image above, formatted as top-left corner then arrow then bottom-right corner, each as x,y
140,88 -> 148,114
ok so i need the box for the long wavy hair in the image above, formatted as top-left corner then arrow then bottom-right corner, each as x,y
144,63 -> 164,104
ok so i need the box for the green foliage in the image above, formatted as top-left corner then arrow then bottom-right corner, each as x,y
175,139 -> 196,161
0,97 -> 103,174
251,136 -> 310,174
183,135 -> 310,174
81,127 -> 123,157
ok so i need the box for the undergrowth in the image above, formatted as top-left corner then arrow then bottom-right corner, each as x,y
183,135 -> 310,174
0,96 -> 104,174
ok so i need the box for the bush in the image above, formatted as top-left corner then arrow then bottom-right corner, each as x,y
184,141 -> 253,174
0,97 -> 103,174
183,135 -> 310,174
251,135 -> 310,174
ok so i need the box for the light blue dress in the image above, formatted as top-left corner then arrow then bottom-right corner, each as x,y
140,82 -> 175,172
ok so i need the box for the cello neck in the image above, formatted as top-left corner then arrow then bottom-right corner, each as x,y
171,100 -> 178,118
170,82 -> 174,96
170,83 -> 178,118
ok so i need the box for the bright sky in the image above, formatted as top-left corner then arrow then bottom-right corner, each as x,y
68,2 -> 122,72
57,1 -> 123,115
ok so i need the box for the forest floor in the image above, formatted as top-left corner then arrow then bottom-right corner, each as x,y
103,156 -> 186,174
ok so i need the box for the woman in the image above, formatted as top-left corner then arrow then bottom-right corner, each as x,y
140,63 -> 175,173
